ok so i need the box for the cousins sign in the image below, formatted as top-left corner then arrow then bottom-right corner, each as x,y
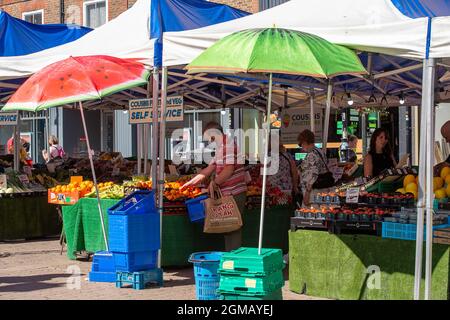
280,107 -> 322,144
129,96 -> 184,124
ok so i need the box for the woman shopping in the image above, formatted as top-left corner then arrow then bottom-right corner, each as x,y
364,128 -> 397,178
42,135 -> 65,164
297,129 -> 335,206
181,122 -> 247,251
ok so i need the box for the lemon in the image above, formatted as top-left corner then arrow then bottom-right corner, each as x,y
433,177 -> 444,191
403,175 -> 416,188
396,188 -> 406,194
445,175 -> 450,186
435,188 -> 447,199
440,166 -> 450,180
405,182 -> 418,193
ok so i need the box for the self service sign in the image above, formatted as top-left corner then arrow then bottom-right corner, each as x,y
0,112 -> 19,126
129,96 -> 184,124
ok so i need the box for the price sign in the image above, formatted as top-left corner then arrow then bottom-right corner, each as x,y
18,174 -> 30,185
346,187 -> 360,204
0,174 -> 7,189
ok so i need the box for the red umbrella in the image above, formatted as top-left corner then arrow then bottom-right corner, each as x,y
3,55 -> 151,250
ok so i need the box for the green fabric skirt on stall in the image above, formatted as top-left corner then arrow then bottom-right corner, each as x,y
0,195 -> 61,241
62,198 -> 294,266
289,230 -> 450,300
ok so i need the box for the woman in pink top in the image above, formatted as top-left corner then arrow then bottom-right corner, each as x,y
181,121 -> 247,251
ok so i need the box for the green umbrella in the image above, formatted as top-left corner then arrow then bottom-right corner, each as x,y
187,28 -> 367,254
186,28 -> 367,77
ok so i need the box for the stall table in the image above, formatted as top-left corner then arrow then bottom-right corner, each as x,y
62,198 -> 294,266
0,195 -> 61,241
289,229 -> 449,300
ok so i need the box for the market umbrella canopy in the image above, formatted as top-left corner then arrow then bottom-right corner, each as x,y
186,28 -> 367,77
2,55 -> 150,112
1,55 -> 150,252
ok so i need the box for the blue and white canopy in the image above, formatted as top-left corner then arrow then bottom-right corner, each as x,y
0,0 -> 248,79
163,0 -> 450,66
0,10 -> 91,57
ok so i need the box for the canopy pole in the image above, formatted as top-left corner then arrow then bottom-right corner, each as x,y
258,73 -> 273,255
414,62 -> 429,300
322,81 -> 332,152
79,101 -> 109,251
137,124 -> 142,175
158,67 -> 168,268
424,58 -> 436,300
13,120 -> 20,172
310,90 -> 315,133
152,68 -> 160,198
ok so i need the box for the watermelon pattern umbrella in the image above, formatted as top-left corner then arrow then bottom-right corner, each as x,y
2,55 -> 151,250
186,28 -> 367,254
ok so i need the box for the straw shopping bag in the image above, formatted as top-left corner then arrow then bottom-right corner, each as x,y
203,182 -> 243,234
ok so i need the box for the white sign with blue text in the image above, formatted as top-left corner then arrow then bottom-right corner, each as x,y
129,96 -> 184,124
0,112 -> 19,126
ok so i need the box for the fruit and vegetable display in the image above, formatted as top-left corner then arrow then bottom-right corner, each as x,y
295,206 -> 394,222
163,182 -> 202,201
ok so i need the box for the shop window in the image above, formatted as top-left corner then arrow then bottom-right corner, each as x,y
22,10 -> 44,24
84,0 -> 107,28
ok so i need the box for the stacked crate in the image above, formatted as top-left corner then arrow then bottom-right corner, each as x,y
108,191 -> 163,290
218,247 -> 285,300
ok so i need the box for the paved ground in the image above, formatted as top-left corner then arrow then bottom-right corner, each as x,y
0,239 -> 323,300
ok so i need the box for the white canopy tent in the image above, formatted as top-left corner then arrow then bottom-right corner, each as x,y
162,0 -> 437,66
161,0 -> 450,301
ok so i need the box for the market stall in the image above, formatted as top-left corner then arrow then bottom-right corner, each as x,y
58,167 -> 294,266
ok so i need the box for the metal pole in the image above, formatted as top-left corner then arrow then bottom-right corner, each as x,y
137,124 -> 142,175
322,82 -> 332,152
151,68 -> 160,186
361,113 -> 367,156
424,58 -> 436,300
79,102 -> 109,251
414,62 -> 429,300
310,90 -> 315,133
258,73 -> 273,255
158,67 -> 168,268
13,121 -> 20,172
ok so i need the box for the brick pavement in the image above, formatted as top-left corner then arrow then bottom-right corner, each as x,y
0,239 -> 324,300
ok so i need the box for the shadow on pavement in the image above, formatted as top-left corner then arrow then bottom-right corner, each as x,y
0,274 -> 69,293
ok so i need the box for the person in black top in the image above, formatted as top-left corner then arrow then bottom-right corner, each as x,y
364,128 -> 397,178
435,120 -> 450,176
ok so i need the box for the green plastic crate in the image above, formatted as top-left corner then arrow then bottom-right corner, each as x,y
219,270 -> 284,295
220,289 -> 283,300
219,247 -> 284,277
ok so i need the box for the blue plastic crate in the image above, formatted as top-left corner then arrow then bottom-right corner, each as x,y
108,190 -> 160,253
381,222 -> 450,241
115,268 -> 163,290
91,251 -> 115,272
114,251 -> 158,272
185,195 -> 208,223
108,190 -> 156,215
89,271 -> 117,283
109,213 -> 160,252
189,252 -> 224,300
